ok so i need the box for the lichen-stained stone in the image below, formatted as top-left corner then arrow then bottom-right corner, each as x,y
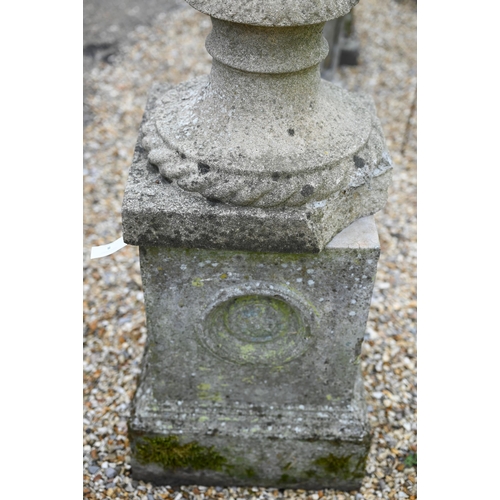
122,83 -> 391,253
128,216 -> 379,488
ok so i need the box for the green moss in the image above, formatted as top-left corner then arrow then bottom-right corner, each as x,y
191,277 -> 204,287
135,435 -> 227,470
313,451 -> 367,480
404,453 -> 417,468
197,383 -> 222,402
314,454 -> 352,477
281,285 -> 319,316
240,344 -> 256,357
147,247 -> 160,257
279,473 -> 292,483
353,454 -> 368,478
245,467 -> 256,478
241,250 -> 303,264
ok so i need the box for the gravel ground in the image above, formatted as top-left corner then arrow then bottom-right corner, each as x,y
83,1 -> 417,498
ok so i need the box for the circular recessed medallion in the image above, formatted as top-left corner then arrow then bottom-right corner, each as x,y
224,296 -> 292,343
200,288 -> 315,365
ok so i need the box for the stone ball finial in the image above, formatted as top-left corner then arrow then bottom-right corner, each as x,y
185,0 -> 360,26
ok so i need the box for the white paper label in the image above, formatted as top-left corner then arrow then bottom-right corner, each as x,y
90,236 -> 127,259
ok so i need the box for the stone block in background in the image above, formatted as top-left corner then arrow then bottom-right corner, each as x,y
321,12 -> 360,81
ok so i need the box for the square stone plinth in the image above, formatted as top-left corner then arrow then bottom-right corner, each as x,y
128,216 -> 379,489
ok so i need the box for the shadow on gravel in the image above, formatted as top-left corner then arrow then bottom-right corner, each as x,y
83,42 -> 119,64
83,0 -> 186,127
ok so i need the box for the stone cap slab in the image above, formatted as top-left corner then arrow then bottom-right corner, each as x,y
121,83 -> 389,253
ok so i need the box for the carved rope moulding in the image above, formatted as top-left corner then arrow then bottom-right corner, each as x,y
142,78 -> 390,208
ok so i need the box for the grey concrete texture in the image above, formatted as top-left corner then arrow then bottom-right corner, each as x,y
140,16 -> 391,212
122,82 -> 391,253
128,216 -> 379,487
206,19 -> 329,74
185,0 -> 359,26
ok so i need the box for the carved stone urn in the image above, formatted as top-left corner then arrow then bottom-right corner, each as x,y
123,0 -> 391,253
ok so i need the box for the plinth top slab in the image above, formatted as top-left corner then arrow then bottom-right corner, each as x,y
122,84 -> 390,253
185,0 -> 359,26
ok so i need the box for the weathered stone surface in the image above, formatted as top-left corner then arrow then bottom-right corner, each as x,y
206,19 -> 329,74
142,74 -> 391,209
128,216 -> 379,488
185,0 -> 359,26
122,83 -> 391,253
141,20 -> 391,210
130,3 -> 391,244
